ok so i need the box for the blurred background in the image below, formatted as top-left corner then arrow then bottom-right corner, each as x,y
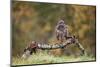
12,1 -> 96,57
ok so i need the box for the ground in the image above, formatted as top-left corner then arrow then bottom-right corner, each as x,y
12,51 -> 95,66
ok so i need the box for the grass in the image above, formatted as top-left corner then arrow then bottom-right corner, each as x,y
12,51 -> 95,66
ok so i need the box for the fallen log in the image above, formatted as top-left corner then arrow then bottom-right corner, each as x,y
22,36 -> 85,59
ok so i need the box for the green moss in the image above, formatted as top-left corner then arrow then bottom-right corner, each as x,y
12,52 -> 95,66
